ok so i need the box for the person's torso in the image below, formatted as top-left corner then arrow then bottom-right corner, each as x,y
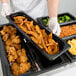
11,0 -> 48,19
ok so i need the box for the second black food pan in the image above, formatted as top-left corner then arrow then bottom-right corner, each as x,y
6,11 -> 70,60
37,13 -> 76,27
62,35 -> 76,62
0,23 -> 40,76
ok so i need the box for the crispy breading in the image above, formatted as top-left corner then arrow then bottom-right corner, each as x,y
11,62 -> 31,75
11,63 -> 20,75
11,44 -> 21,50
0,30 -> 6,36
16,56 -> 28,63
2,33 -> 9,41
17,49 -> 27,56
16,49 -> 28,63
11,36 -> 21,44
5,39 -> 12,46
7,47 -> 18,63
19,62 -> 31,74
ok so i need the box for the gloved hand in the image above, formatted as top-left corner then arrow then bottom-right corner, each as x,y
1,3 -> 12,17
49,17 -> 61,36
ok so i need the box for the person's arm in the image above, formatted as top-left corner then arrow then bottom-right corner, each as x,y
47,0 -> 61,36
1,0 -> 12,17
47,0 -> 59,18
1,0 -> 8,3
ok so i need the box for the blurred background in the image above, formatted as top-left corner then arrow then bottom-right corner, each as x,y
0,0 -> 76,24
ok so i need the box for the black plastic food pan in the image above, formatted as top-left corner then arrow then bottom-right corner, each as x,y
6,11 -> 70,61
62,35 -> 76,62
0,23 -> 39,76
37,13 -> 76,27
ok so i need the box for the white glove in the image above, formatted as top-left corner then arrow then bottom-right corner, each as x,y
49,17 -> 61,36
1,3 -> 12,17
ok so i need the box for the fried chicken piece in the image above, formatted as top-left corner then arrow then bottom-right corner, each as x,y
12,36 -> 21,44
12,44 -> 21,50
16,56 -> 28,63
11,63 -> 20,75
11,62 -> 31,75
16,48 -> 28,63
17,49 -> 23,56
5,45 -> 11,53
17,49 -> 27,56
21,49 -> 27,56
10,34 -> 21,45
2,25 -> 17,34
5,39 -> 12,46
3,26 -> 12,34
8,26 -> 17,34
2,33 -> 9,41
8,47 -> 17,55
5,44 -> 21,53
10,34 -> 16,39
19,62 -> 31,74
0,26 -> 17,36
0,30 -> 6,36
7,47 -> 18,63
8,55 -> 15,63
